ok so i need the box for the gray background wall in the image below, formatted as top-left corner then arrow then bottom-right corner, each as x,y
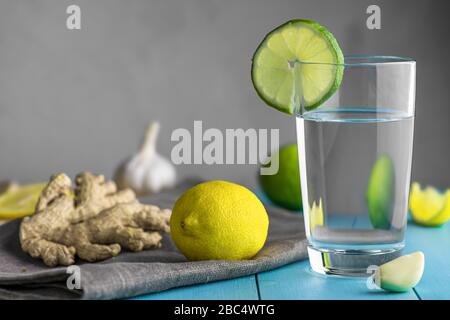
0,0 -> 448,189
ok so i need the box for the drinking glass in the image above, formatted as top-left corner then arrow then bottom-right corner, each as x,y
295,56 -> 416,276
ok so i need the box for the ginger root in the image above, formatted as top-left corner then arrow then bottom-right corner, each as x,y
20,172 -> 171,267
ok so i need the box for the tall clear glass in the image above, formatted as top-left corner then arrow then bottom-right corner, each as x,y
296,56 -> 416,276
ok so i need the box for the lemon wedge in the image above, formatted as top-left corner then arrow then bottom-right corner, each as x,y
409,182 -> 450,227
0,183 -> 46,220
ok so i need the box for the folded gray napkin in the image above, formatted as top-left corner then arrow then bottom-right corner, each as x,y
0,180 -> 307,300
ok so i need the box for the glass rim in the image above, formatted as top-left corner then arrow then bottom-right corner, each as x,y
299,55 -> 415,67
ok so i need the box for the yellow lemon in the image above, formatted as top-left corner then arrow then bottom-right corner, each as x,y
170,181 -> 269,261
409,182 -> 450,227
0,183 -> 47,220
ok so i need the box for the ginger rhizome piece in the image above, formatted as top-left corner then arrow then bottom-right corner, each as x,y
20,172 -> 171,267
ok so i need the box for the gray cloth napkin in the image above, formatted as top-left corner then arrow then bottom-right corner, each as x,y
0,180 -> 307,300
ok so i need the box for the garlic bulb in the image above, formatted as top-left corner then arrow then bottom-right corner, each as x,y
115,122 -> 176,195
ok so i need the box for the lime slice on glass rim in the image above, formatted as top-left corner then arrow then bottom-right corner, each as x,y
251,20 -> 344,114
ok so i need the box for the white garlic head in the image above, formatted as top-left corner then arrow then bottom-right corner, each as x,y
115,122 -> 176,195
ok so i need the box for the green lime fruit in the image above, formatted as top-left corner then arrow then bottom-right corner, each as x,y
260,144 -> 302,211
252,19 -> 344,114
366,155 -> 395,229
170,181 -> 269,261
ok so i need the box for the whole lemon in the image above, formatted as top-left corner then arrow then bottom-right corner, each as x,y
259,144 -> 302,210
170,181 -> 269,261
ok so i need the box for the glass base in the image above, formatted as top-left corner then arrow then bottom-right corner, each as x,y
307,245 -> 403,277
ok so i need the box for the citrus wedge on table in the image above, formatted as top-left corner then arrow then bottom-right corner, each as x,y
409,182 -> 450,227
375,251 -> 425,293
0,183 -> 46,220
251,19 -> 344,114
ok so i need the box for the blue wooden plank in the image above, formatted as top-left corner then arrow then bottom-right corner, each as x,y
131,275 -> 259,300
257,260 -> 417,300
328,215 -> 357,228
402,220 -> 450,300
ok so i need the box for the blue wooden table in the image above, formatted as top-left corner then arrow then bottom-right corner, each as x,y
132,195 -> 450,300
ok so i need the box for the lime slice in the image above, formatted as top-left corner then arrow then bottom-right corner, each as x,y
252,20 -> 344,114
0,183 -> 46,220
